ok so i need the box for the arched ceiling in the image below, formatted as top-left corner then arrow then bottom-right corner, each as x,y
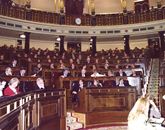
13,0 -> 165,14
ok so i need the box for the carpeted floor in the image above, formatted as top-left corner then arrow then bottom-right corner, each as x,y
78,125 -> 127,130
86,126 -> 127,130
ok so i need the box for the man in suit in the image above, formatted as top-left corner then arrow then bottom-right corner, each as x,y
115,69 -> 127,76
71,80 -> 83,106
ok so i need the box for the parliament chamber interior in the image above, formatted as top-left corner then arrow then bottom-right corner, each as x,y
0,0 -> 165,130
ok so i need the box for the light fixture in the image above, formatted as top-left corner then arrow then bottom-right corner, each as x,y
19,34 -> 26,39
56,37 -> 61,41
90,38 -> 93,42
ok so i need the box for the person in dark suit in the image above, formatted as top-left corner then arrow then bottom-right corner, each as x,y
1,67 -> 13,76
31,63 -> 43,77
115,69 -> 127,76
71,80 -> 83,106
117,78 -> 130,87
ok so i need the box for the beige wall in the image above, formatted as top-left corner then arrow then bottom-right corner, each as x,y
96,41 -> 124,51
30,40 -> 55,50
0,36 -> 19,47
130,39 -> 148,49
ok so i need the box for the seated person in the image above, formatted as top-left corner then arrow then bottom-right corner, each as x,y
87,80 -> 93,87
0,80 -> 6,97
93,79 -> 103,87
71,80 -> 84,106
91,70 -> 106,77
36,78 -> 45,89
129,69 -> 137,76
61,68 -> 70,78
107,70 -> 114,77
115,69 -> 127,76
81,65 -> 87,77
50,63 -> 55,69
11,59 -> 18,67
3,77 -> 20,96
1,67 -> 12,76
128,95 -> 164,130
116,78 -> 130,87
32,63 -> 43,77
149,98 -> 161,119
19,68 -> 26,77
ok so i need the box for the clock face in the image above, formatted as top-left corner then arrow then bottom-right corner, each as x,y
75,18 -> 81,25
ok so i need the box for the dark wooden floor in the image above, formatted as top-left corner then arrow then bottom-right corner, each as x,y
36,118 -> 60,130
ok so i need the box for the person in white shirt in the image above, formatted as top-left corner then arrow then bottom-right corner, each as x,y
0,81 -> 6,96
163,95 -> 165,100
81,65 -> 86,77
91,70 -> 105,77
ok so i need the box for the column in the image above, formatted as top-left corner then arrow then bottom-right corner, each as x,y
90,0 -> 96,26
24,32 -> 30,54
91,36 -> 96,55
59,36 -> 65,54
124,35 -> 130,55
59,0 -> 65,24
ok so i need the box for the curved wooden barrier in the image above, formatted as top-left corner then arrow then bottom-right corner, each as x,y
0,89 -> 66,130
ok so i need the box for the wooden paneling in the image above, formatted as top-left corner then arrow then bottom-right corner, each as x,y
73,87 -> 136,126
0,89 -> 66,130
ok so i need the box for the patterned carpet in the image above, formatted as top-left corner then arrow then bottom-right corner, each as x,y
79,125 -> 127,130
85,126 -> 127,130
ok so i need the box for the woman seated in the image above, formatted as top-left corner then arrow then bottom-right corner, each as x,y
3,77 -> 20,96
128,95 -> 164,130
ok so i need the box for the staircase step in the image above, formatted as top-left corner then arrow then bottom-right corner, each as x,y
67,122 -> 83,130
66,116 -> 77,124
66,111 -> 84,130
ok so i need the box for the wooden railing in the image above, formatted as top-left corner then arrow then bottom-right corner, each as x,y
0,89 -> 66,130
1,5 -> 165,26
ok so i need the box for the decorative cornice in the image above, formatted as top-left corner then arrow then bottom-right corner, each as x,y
0,15 -> 165,38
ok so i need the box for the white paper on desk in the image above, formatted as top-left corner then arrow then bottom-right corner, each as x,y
149,117 -> 164,124
127,77 -> 140,87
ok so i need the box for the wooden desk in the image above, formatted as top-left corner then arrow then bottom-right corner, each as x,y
73,87 -> 137,126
